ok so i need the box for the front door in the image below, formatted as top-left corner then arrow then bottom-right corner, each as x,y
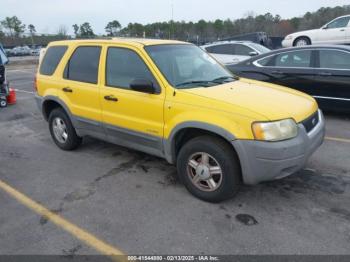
100,46 -> 165,156
317,16 -> 350,44
264,49 -> 317,95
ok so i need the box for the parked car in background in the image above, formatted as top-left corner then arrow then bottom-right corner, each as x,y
228,45 -> 350,112
31,46 -> 42,56
282,15 -> 350,47
201,41 -> 271,65
10,46 -> 32,56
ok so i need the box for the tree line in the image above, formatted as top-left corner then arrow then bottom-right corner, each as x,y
1,5 -> 349,47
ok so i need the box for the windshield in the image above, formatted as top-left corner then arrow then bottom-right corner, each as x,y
145,44 -> 236,89
0,46 -> 9,65
250,43 -> 270,54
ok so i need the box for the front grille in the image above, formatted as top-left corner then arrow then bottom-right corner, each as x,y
301,111 -> 319,133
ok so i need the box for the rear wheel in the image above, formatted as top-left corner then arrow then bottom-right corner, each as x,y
177,136 -> 241,202
0,98 -> 7,108
48,108 -> 82,150
294,37 -> 311,46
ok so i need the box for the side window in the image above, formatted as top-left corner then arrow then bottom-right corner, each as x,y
64,46 -> 101,84
319,50 -> 350,70
233,44 -> 254,56
326,17 -> 350,29
106,47 -> 156,90
256,56 -> 274,66
39,46 -> 67,76
206,44 -> 234,55
275,50 -> 312,68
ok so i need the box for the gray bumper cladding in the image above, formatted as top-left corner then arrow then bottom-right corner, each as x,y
232,110 -> 326,185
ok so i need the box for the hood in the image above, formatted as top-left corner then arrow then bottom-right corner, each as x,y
289,29 -> 319,38
181,79 -> 318,123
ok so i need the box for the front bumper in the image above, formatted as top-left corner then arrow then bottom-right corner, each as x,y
281,39 -> 293,47
232,110 -> 325,185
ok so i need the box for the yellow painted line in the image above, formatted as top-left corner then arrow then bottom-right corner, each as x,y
325,136 -> 350,144
0,179 -> 126,261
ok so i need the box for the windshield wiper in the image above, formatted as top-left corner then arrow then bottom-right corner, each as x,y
175,80 -> 214,88
211,76 -> 237,84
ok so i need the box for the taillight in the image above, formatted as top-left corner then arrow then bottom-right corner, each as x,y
34,76 -> 37,92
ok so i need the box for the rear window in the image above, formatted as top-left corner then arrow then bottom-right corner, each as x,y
39,46 -> 67,75
64,46 -> 101,84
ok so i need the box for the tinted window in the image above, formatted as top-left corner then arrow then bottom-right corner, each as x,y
327,16 -> 350,29
64,46 -> 101,84
206,44 -> 234,55
106,47 -> 156,89
234,44 -> 254,56
275,50 -> 312,68
319,50 -> 350,69
40,46 -> 67,75
145,44 -> 233,88
256,56 -> 274,66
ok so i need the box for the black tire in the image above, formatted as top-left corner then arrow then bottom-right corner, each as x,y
293,37 -> 311,46
0,99 -> 7,108
48,108 -> 82,151
177,136 -> 241,203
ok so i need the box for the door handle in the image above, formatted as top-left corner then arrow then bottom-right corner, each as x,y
340,29 -> 345,31
104,95 -> 118,102
62,87 -> 73,93
318,72 -> 332,76
271,70 -> 284,75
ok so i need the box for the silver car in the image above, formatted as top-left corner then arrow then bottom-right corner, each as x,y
201,41 -> 271,65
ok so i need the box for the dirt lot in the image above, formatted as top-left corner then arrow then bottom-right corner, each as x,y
1,65 -> 350,257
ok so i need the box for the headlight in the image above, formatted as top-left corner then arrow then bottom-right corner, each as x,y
252,119 -> 298,141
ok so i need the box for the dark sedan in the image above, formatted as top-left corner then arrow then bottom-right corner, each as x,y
227,45 -> 350,112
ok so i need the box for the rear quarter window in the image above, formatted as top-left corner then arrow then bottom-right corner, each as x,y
39,46 -> 68,76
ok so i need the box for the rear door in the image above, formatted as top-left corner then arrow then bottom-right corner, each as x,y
59,45 -> 103,135
313,49 -> 350,111
206,44 -> 240,64
255,49 -> 317,95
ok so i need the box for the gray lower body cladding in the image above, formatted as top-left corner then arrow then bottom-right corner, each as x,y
36,95 -> 325,185
232,110 -> 325,185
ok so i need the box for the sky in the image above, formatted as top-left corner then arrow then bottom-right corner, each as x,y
0,0 -> 349,35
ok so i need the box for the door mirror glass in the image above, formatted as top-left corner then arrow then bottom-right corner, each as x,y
130,78 -> 156,94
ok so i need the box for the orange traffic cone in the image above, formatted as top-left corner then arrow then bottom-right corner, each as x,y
7,88 -> 16,105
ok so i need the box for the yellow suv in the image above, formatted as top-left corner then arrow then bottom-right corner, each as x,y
35,39 -> 325,202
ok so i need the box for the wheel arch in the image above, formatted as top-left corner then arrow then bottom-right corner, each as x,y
164,121 -> 239,164
41,96 -> 73,122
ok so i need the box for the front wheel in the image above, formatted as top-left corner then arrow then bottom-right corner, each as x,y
48,108 -> 82,150
177,136 -> 241,202
294,37 -> 311,46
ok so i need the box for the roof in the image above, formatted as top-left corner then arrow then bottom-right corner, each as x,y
49,38 -> 189,47
201,40 -> 254,47
237,44 -> 350,64
268,44 -> 350,54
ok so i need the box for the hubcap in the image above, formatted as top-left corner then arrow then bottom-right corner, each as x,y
187,152 -> 223,192
52,117 -> 68,144
296,39 -> 308,46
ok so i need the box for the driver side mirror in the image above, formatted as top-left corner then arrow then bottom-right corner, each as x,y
130,78 -> 156,94
322,25 -> 328,30
249,51 -> 259,57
